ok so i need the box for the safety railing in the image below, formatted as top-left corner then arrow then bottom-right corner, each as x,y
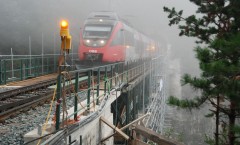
0,55 -> 58,85
0,52 -> 80,85
25,57 -> 162,145
54,57 -> 159,130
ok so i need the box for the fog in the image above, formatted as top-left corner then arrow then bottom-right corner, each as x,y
0,0 -> 208,144
0,0 -> 199,74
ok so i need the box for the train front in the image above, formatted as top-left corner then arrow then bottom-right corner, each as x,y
78,16 -> 125,69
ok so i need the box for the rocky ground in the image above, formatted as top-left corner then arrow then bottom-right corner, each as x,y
0,96 -> 76,145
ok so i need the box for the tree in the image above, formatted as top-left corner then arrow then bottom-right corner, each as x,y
163,0 -> 240,145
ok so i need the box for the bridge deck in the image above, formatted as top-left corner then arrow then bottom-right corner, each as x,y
24,89 -> 121,145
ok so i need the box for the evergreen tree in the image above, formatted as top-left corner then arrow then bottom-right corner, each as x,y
163,0 -> 240,145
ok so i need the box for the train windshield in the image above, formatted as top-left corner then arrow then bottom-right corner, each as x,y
83,25 -> 112,38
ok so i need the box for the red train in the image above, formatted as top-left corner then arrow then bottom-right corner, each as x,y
78,11 -> 160,67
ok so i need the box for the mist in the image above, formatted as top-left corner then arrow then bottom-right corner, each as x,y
0,1 -> 208,144
0,0 -> 199,74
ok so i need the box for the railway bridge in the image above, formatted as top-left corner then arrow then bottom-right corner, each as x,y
0,53 -> 183,144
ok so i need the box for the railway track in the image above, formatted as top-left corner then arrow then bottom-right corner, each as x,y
0,73 -> 78,122
0,66 -> 126,122
0,88 -> 54,122
0,70 -> 106,122
0,79 -> 56,100
0,76 -> 59,122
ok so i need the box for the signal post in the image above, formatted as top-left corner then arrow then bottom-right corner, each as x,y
56,20 -> 72,130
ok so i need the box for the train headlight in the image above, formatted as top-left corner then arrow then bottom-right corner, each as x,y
151,46 -> 155,51
83,39 -> 92,46
98,39 -> 106,47
83,39 -> 106,47
100,40 -> 105,44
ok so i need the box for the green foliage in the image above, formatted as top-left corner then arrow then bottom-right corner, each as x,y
168,95 -> 207,109
204,112 -> 214,118
147,141 -> 155,145
164,127 -> 174,138
177,132 -> 184,142
164,1 -> 240,43
204,134 -> 215,145
165,10 -> 240,109
163,127 -> 184,143
164,0 -> 240,144
233,125 -> 240,135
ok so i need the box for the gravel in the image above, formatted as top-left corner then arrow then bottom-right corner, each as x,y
0,94 -> 77,145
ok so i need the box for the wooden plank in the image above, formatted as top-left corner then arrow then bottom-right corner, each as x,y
101,113 -> 150,143
121,113 -> 150,130
100,116 -> 129,140
133,125 -> 185,145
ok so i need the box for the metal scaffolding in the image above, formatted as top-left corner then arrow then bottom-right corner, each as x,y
144,55 -> 168,135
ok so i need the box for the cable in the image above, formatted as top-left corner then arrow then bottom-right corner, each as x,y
36,86 -> 57,145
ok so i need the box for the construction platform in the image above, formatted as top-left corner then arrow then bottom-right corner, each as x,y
24,89 -> 121,145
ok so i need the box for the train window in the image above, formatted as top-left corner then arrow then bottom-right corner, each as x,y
124,31 -> 134,47
83,25 -> 112,38
110,30 -> 124,46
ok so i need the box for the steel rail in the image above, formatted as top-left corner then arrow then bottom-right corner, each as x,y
0,79 -> 56,100
0,90 -> 54,122
0,89 -> 53,112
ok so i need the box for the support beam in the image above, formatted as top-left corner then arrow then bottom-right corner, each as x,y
101,113 -> 150,143
133,125 -> 185,145
100,117 -> 129,140
121,113 -> 150,130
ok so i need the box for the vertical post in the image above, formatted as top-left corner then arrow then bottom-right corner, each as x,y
142,62 -> 145,113
117,63 -> 119,74
69,135 -> 72,144
74,72 -> 79,120
125,90 -> 130,143
97,68 -> 100,105
42,33 -> 44,75
3,60 -> 6,84
79,135 -> 82,145
122,63 -> 124,82
127,62 -> 129,83
116,63 -> 119,86
37,57 -> 39,76
46,57 -> 49,74
71,44 -> 74,69
53,32 -> 56,72
114,90 -> 118,126
110,65 -> 113,88
150,60 -> 152,97
133,88 -> 136,120
104,66 -> 107,94
34,58 -> 37,77
20,59 -> 23,80
29,36 -> 32,75
87,70 -> 91,111
0,60 -> 2,84
25,59 -> 28,77
56,74 -> 62,130
11,48 -> 14,78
